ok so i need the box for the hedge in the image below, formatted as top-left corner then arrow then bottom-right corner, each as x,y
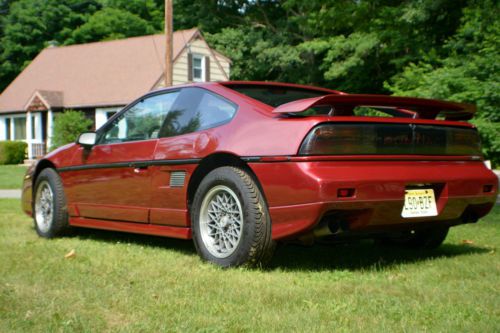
0,141 -> 27,165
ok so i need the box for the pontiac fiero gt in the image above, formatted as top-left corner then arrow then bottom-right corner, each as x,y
22,81 -> 498,267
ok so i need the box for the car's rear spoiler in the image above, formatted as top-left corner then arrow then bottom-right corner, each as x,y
272,94 -> 476,120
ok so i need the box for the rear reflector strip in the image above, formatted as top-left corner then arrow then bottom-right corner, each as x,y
299,123 -> 482,156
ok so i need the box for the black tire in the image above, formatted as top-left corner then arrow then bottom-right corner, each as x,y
191,166 -> 275,268
380,227 -> 449,249
33,168 -> 70,238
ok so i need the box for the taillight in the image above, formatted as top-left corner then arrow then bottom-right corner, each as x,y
299,124 -> 377,155
299,123 -> 482,156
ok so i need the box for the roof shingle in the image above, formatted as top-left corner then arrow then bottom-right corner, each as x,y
0,28 -> 199,113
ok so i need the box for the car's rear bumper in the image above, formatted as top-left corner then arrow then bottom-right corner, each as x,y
249,160 -> 498,240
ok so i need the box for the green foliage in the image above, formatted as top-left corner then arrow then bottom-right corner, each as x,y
0,165 -> 27,188
0,0 -> 100,91
172,0 -> 243,33
386,0 -> 500,165
0,0 -> 498,161
51,110 -> 92,150
471,119 -> 500,165
0,140 -> 27,164
67,8 -> 155,44
99,0 -> 164,31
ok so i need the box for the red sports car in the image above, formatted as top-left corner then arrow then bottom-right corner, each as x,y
21,81 -> 498,267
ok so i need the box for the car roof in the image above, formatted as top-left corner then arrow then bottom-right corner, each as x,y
219,81 -> 344,95
150,81 -> 344,95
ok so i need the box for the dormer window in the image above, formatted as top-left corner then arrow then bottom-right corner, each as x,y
192,54 -> 205,82
188,53 -> 211,82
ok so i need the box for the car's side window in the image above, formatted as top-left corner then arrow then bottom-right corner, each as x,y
159,88 -> 237,138
99,91 -> 180,144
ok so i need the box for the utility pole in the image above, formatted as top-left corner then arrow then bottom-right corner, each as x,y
164,0 -> 173,86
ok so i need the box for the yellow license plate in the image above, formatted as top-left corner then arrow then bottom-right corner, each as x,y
402,189 -> 438,218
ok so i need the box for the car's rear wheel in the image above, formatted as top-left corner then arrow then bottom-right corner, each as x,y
191,166 -> 275,268
379,226 -> 449,249
33,168 -> 69,238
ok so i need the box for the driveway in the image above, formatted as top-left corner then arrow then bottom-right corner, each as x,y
0,189 -> 21,199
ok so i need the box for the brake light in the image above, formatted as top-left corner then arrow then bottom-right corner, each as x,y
338,188 -> 355,198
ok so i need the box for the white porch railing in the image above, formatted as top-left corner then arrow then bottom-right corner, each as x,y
31,143 -> 46,159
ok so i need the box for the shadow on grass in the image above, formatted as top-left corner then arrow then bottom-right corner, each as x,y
69,227 -> 490,271
73,227 -> 196,256
270,240 -> 491,271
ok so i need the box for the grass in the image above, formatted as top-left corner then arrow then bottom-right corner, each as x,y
0,165 -> 28,189
1,200 -> 499,332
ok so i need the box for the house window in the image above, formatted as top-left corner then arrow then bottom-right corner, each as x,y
106,111 -> 117,119
31,116 -> 36,140
13,117 -> 26,140
192,54 -> 205,82
5,118 -> 11,140
0,114 -> 42,142
95,107 -> 122,130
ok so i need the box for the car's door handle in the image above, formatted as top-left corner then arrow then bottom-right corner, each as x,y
131,162 -> 149,173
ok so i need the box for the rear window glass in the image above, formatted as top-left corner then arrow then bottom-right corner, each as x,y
226,85 -> 329,107
353,106 -> 394,118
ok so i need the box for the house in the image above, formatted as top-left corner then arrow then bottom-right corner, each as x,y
0,28 -> 231,160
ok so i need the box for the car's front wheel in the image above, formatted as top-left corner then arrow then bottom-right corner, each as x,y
191,167 -> 275,268
33,168 -> 70,238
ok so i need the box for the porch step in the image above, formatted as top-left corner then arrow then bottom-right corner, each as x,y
23,159 -> 37,166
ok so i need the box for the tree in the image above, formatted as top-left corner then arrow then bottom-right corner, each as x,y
0,0 -> 497,161
99,0 -> 165,31
51,111 -> 93,150
386,0 -> 500,165
67,7 -> 155,44
0,0 -> 100,91
207,0 -> 469,92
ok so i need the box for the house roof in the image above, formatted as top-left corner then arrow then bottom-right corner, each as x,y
0,28 -> 201,113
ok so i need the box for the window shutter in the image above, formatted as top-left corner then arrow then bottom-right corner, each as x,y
187,53 -> 193,82
205,56 -> 210,82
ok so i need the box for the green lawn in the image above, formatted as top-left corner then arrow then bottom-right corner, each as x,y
0,165 -> 28,189
1,200 -> 499,332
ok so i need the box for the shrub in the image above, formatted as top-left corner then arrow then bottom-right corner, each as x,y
51,110 -> 93,150
0,141 -> 27,165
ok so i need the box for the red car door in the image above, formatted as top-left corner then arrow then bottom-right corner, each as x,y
64,90 -> 181,223
148,87 -> 238,227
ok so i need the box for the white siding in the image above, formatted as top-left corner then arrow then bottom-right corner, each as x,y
215,53 -> 231,79
32,112 -> 43,143
173,48 -> 189,85
171,36 -> 230,85
0,116 -> 6,140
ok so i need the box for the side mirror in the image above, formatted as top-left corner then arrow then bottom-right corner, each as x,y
77,132 -> 97,148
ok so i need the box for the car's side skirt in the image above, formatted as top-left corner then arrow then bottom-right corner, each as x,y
69,217 -> 192,239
